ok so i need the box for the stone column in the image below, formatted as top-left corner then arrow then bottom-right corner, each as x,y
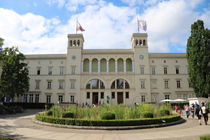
98,60 -> 100,73
81,61 -> 83,72
89,61 -> 92,73
124,61 -> 126,72
106,60 -> 109,72
132,61 -> 134,72
115,60 -> 118,72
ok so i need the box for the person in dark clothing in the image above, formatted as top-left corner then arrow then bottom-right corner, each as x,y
201,102 -> 209,125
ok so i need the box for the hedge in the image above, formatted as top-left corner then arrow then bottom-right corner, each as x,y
200,135 -> 210,140
35,113 -> 181,126
0,137 -> 13,140
3,102 -> 54,109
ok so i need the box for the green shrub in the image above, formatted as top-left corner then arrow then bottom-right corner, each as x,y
36,113 -> 181,126
160,109 -> 170,116
0,137 -> 14,140
62,112 -> 74,118
47,110 -> 53,116
142,112 -> 154,118
101,112 -> 115,120
200,135 -> 210,140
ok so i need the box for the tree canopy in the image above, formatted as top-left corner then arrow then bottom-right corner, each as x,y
0,47 -> 29,99
187,20 -> 210,98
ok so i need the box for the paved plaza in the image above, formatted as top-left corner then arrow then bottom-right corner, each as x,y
0,110 -> 210,140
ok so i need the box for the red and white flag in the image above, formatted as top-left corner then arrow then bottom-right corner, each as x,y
76,20 -> 85,32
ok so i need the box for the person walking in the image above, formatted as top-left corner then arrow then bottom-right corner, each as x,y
195,103 -> 202,125
185,105 -> 190,118
201,102 -> 209,125
191,103 -> 195,119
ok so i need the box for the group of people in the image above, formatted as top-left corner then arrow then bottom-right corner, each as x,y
182,102 -> 209,125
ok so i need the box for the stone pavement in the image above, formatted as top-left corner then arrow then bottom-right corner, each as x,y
0,110 -> 210,140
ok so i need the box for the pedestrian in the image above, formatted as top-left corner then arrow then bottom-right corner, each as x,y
175,105 -> 179,113
195,103 -> 202,125
201,102 -> 209,125
185,104 -> 190,118
191,103 -> 195,118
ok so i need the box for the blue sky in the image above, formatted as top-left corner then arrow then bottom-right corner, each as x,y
0,0 -> 209,54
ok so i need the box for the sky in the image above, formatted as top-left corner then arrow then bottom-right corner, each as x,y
0,0 -> 209,54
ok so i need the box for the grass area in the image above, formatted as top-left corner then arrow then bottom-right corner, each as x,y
0,137 -> 14,140
46,103 -> 172,120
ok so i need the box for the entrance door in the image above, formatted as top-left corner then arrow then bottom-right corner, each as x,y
92,92 -> 98,105
117,92 -> 123,104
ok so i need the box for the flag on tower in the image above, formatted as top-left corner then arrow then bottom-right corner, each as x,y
76,20 -> 85,32
137,18 -> 147,32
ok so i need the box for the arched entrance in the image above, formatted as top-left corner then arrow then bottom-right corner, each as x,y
86,79 -> 105,105
111,79 -> 130,104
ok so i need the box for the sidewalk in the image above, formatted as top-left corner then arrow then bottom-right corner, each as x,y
0,110 -> 210,140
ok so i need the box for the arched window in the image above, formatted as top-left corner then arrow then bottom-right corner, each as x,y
135,39 -> 138,45
143,40 -> 146,46
100,59 -> 106,72
126,58 -> 132,72
83,59 -> 89,72
92,59 -> 98,72
111,79 -> 130,89
73,40 -> 76,46
139,40 -> 142,46
77,40 -> 80,46
109,59 -> 115,72
86,79 -> 105,89
117,58 -> 123,72
70,40 -> 72,46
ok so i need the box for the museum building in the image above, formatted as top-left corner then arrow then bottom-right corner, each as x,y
21,33 -> 195,105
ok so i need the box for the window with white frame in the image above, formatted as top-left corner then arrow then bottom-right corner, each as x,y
151,79 -> 157,89
48,67 -> 52,75
141,95 -> 145,102
35,80 -> 40,89
58,95 -> 63,103
59,80 -> 64,89
60,67 -> 64,75
165,94 -> 170,99
71,65 -> 76,75
140,80 -> 145,89
140,66 -> 144,74
70,79 -> 76,89
29,94 -> 33,103
35,94 -> 39,103
164,67 -> 167,74
176,80 -> 181,88
47,81 -> 52,89
164,80 -> 169,89
70,95 -> 75,103
151,66 -> 156,75
46,95 -> 51,103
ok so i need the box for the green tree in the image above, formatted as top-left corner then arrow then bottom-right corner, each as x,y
187,20 -> 210,98
0,47 -> 29,99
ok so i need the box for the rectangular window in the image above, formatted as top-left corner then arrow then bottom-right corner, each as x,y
151,67 -> 155,75
48,67 -> 52,75
140,66 -> 144,74
71,66 -> 76,75
141,95 -> 145,102
126,92 -> 129,99
29,94 -> 33,103
164,67 -> 167,74
70,95 -> 75,103
70,81 -> 75,89
165,94 -> 170,99
47,81 -> 52,89
60,67 -> 64,75
46,95 -> 51,103
23,94 -> 28,103
35,80 -> 40,89
37,67 -> 41,75
58,95 -> 63,103
140,80 -> 145,89
87,92 -> 90,99
176,67 -> 179,74
164,80 -> 169,89
112,92 -> 115,99
100,92 -> 104,99
59,81 -> 64,89
35,94 -> 39,103
151,79 -> 157,89
176,80 -> 181,88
